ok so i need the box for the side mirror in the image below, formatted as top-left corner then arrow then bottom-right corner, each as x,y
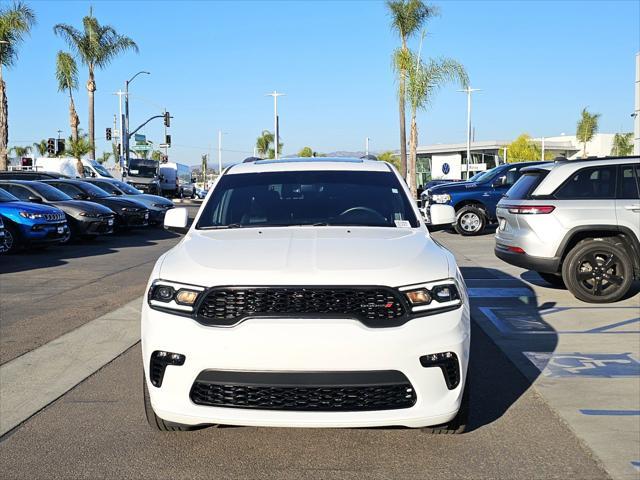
492,176 -> 507,188
427,204 -> 455,232
164,207 -> 189,234
28,195 -> 43,203
159,174 -> 165,181
91,171 -> 97,178
75,193 -> 89,200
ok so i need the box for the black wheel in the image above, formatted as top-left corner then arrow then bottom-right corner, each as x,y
1,223 -> 20,253
143,374 -> 209,431
190,189 -> 195,199
562,238 -> 633,303
422,378 -> 469,434
454,205 -> 486,236
538,272 -> 565,287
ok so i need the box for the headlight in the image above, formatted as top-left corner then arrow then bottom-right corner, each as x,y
19,211 -> 44,219
431,193 -> 451,204
153,203 -> 171,208
148,280 -> 205,313
400,279 -> 462,313
121,207 -> 138,212
79,212 -> 100,217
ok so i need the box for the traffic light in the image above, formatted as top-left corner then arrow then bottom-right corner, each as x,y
106,128 -> 112,141
21,157 -> 33,167
165,134 -> 171,146
164,111 -> 170,127
47,138 -> 56,155
56,139 -> 65,156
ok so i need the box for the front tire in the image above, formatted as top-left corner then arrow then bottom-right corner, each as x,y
562,238 -> 633,303
143,374 -> 208,431
2,223 -> 20,253
454,205 -> 486,236
422,379 -> 469,434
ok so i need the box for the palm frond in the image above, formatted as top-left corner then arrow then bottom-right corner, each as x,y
386,0 -> 438,41
0,1 -> 37,68
55,51 -> 78,93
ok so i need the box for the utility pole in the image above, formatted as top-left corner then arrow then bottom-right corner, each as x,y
365,137 -> 370,156
267,91 -> 285,159
458,87 -> 481,179
124,71 -> 150,171
115,90 -> 126,180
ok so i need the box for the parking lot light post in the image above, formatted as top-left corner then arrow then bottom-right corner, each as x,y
458,86 -> 480,179
267,91 -> 284,159
124,71 -> 150,170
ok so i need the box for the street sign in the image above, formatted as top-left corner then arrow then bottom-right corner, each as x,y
159,143 -> 169,148
134,134 -> 146,143
131,144 -> 151,152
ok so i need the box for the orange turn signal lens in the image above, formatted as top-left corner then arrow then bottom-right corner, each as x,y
405,289 -> 431,305
175,289 -> 199,305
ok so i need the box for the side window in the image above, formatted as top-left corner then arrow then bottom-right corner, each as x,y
617,164 -> 640,199
3,184 -> 31,200
504,167 -> 519,187
52,183 -> 80,197
554,166 -> 617,199
82,166 -> 93,178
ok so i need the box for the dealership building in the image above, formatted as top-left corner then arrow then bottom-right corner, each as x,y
414,133 -> 616,185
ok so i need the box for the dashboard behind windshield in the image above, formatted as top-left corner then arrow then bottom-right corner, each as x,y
197,170 -> 419,229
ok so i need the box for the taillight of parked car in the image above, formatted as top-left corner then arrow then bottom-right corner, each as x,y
504,205 -> 555,215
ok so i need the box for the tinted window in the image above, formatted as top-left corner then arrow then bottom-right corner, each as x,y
505,171 -> 548,200
111,180 -> 140,194
0,187 -> 19,202
197,170 -> 419,229
554,166 -> 617,199
75,182 -> 110,198
29,182 -> 73,201
92,181 -> 120,195
1,184 -> 33,200
617,164 -> 639,199
48,182 -> 82,198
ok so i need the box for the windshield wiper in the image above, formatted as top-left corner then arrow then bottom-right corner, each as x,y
198,223 -> 244,230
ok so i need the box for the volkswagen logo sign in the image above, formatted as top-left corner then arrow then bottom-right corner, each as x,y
442,162 -> 450,175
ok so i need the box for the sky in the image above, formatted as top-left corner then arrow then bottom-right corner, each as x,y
6,0 -> 640,168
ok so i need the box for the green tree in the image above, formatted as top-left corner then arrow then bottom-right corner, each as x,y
97,151 -> 111,165
256,130 -> 282,159
54,9 -> 138,160
610,132 -> 633,156
298,146 -> 313,157
378,150 -> 402,170
0,1 -> 36,171
10,144 -> 30,157
396,49 -> 468,195
151,149 -> 163,161
576,107 -> 601,158
505,133 -> 554,162
387,0 -> 438,179
33,139 -> 48,157
55,51 -> 80,141
66,132 -> 92,175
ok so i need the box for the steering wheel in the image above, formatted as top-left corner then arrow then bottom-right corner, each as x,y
337,206 -> 387,224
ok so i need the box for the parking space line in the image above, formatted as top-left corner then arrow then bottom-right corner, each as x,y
0,297 -> 142,437
580,409 -> 640,416
468,287 -> 535,298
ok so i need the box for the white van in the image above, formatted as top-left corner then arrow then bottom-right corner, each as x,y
159,162 -> 196,198
33,157 -> 114,179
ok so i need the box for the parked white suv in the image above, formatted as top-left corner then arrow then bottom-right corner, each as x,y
495,156 -> 640,303
142,157 -> 470,433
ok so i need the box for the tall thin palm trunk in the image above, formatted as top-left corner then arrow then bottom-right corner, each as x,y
69,92 -> 79,141
87,67 -> 96,159
0,72 -> 7,171
398,74 -> 407,179
408,113 -> 418,197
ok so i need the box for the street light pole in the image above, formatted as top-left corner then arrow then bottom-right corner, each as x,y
365,137 -> 370,156
458,87 -> 481,179
115,90 -> 125,180
267,91 -> 284,159
124,71 -> 150,171
218,130 -> 222,174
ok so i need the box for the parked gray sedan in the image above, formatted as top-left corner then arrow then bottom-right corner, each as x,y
83,178 -> 174,225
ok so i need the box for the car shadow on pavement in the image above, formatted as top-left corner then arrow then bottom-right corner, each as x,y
521,270 -> 640,300
0,227 -> 181,275
462,267 -> 559,433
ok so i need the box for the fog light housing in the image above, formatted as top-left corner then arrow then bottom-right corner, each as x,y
149,350 -> 186,387
420,352 -> 460,390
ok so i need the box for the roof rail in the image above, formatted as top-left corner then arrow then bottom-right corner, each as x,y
554,155 -> 640,163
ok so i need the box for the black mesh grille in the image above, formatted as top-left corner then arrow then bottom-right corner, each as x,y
197,287 -> 406,326
190,371 -> 416,411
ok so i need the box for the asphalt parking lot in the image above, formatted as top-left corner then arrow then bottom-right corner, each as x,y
0,215 -> 638,480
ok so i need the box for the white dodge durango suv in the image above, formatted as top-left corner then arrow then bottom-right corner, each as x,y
142,157 -> 470,433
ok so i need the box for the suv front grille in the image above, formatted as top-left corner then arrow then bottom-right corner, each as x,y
196,286 -> 406,326
44,212 -> 65,221
190,370 -> 416,411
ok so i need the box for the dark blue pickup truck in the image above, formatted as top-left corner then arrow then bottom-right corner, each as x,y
421,162 -> 544,235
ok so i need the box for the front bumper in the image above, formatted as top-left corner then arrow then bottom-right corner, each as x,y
20,221 -> 69,244
149,208 -> 171,225
73,215 -> 115,236
141,303 -> 470,428
118,210 -> 149,227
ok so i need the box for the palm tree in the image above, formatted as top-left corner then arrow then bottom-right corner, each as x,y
386,0 -> 437,179
398,50 -> 468,196
97,151 -> 111,165
0,1 -> 36,171
66,132 -> 92,176
378,150 -> 402,171
298,146 -> 313,157
151,149 -> 163,161
10,144 -> 30,158
255,130 -> 283,159
33,139 -> 48,157
54,8 -> 137,160
55,51 -> 80,141
576,107 -> 601,158
611,132 -> 633,157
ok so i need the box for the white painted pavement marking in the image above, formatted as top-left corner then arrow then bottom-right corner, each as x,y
0,297 -> 142,436
468,287 -> 535,298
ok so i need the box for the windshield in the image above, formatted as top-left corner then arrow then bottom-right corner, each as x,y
29,182 -> 73,201
93,181 -> 121,195
129,159 -> 158,178
111,180 -> 141,195
92,163 -> 113,178
197,170 -> 419,229
469,167 -> 499,183
0,187 -> 19,202
76,182 -> 111,198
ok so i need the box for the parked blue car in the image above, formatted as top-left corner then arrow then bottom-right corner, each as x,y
0,187 -> 69,253
421,162 -> 544,235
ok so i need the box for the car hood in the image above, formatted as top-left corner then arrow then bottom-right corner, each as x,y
50,200 -> 114,216
121,194 -> 173,208
95,197 -> 148,210
427,181 -> 482,195
0,200 -> 62,215
159,227 -> 451,288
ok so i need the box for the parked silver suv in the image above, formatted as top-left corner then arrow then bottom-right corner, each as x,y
494,156 -> 640,303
